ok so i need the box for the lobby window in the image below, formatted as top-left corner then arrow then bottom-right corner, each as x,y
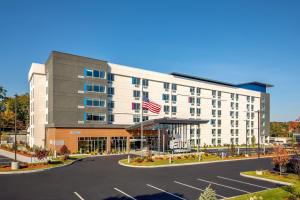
162,94 -> 170,101
163,82 -> 170,90
190,107 -> 195,114
164,105 -> 170,113
133,115 -> 140,123
133,90 -> 141,98
132,103 -> 140,110
171,106 -> 177,113
132,77 -> 140,85
171,84 -> 177,91
196,108 -> 201,116
142,79 -> 149,87
107,87 -> 114,95
190,87 -> 195,94
107,73 -> 114,82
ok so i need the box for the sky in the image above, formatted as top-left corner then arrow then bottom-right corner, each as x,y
0,0 -> 299,122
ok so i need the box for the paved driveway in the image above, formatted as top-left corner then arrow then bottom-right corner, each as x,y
0,155 -> 12,166
0,155 -> 279,200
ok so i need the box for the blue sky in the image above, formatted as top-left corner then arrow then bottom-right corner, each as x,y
0,0 -> 299,121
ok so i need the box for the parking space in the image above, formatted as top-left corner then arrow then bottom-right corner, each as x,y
0,155 -> 280,200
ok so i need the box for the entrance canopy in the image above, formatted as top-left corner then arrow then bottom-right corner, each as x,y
126,117 -> 209,131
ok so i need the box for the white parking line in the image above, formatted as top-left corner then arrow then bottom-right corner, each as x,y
146,184 -> 186,200
74,192 -> 85,200
174,181 -> 227,199
217,176 -> 270,189
197,178 -> 250,194
114,188 -> 137,200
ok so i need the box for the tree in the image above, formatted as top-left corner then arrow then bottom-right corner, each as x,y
60,145 -> 70,160
0,86 -> 6,101
272,145 -> 289,175
34,147 -> 49,160
199,184 -> 217,200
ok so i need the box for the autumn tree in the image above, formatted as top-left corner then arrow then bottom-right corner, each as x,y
272,145 -> 289,175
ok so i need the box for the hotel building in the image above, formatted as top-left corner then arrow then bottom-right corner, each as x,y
28,51 -> 272,153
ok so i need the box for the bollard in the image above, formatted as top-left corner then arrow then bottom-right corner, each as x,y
237,148 -> 240,155
169,156 -> 172,164
11,161 -> 19,170
198,153 -> 201,162
128,155 -> 130,164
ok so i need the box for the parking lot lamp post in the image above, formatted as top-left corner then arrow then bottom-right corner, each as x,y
256,110 -> 260,159
14,94 -> 18,161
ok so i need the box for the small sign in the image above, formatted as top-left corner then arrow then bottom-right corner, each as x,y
70,131 -> 81,135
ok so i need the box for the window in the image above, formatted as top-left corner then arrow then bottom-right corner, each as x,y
230,111 -> 234,118
235,129 -> 239,136
236,94 -> 239,101
132,103 -> 140,110
196,97 -> 201,105
133,90 -> 140,98
231,120 -> 234,127
162,94 -> 170,101
235,112 -> 239,118
164,105 -> 170,112
163,82 -> 170,90
218,110 -> 222,117
99,71 -> 105,78
211,119 -> 216,127
190,128 -> 195,138
218,91 -> 221,98
231,129 -> 234,136
251,105 -> 254,111
171,95 -> 177,102
218,139 -> 221,145
251,97 -> 255,103
212,138 -> 216,145
212,110 -> 216,117
86,69 -> 93,77
247,104 -> 250,111
143,116 -> 149,121
171,84 -> 177,91
218,129 -> 221,137
247,96 -> 250,102
218,100 -> 221,108
189,97 -> 195,104
93,70 -> 100,78
107,73 -> 114,81
143,91 -> 149,98
171,106 -> 177,113
231,102 -> 234,110
190,107 -> 195,114
133,115 -> 140,123
212,100 -> 216,108
108,101 -> 114,109
212,129 -> 216,137
107,87 -> 114,95
86,98 -> 93,106
196,88 -> 201,95
94,85 -> 105,93
196,108 -> 201,116
218,120 -> 221,127
108,114 -> 114,122
231,138 -> 234,144
235,138 -> 239,145
251,121 -> 254,128
247,112 -> 250,119
197,129 -> 200,137
231,93 -> 234,100
190,87 -> 195,93
212,90 -> 216,98
235,103 -> 239,110
86,113 -> 106,122
142,79 -> 149,86
132,77 -> 140,85
235,120 -> 239,127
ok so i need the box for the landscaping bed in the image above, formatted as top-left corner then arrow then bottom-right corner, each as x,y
230,171 -> 300,200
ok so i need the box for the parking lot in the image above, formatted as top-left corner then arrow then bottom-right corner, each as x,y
0,155 -> 280,200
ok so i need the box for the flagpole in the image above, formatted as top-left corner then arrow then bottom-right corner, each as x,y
140,78 -> 144,156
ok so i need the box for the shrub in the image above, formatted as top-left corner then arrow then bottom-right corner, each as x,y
184,155 -> 189,159
272,145 -> 289,175
34,147 -> 49,160
176,156 -> 182,160
134,157 -> 144,163
48,159 -> 63,164
199,184 -> 217,200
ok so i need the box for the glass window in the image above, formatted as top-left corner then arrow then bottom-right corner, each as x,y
133,115 -> 140,123
132,103 -> 140,110
108,114 -> 114,122
190,87 -> 195,93
196,88 -> 201,94
164,105 -> 170,112
87,84 -> 93,92
171,84 -> 177,91
171,95 -> 177,102
99,71 -> 105,78
99,85 -> 105,93
86,98 -> 93,106
108,101 -> 114,109
143,91 -> 149,98
189,97 -> 195,104
132,77 -> 140,85
94,85 -> 100,92
196,98 -> 201,105
93,70 -> 100,78
163,82 -> 170,90
107,87 -> 114,95
99,100 -> 105,107
93,99 -> 100,107
212,90 -> 216,97
162,94 -> 169,101
197,108 -> 201,115
142,79 -> 149,86
86,69 -> 93,77
171,106 -> 177,113
107,73 -> 114,81
133,90 -> 140,98
190,107 -> 195,114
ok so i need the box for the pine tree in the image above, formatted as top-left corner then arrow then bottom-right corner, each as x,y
199,184 -> 217,200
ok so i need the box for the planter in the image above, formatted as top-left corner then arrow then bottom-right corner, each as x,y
256,170 -> 263,175
11,161 -> 19,170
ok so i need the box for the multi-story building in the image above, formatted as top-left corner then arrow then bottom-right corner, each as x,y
28,51 -> 272,153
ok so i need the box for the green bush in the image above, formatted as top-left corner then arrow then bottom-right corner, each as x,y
199,184 -> 217,200
48,160 -> 63,164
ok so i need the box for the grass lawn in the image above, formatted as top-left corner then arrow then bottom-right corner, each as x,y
230,171 -> 300,200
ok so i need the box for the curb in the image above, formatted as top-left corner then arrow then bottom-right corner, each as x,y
119,155 -> 275,168
240,173 -> 292,186
0,156 -> 88,175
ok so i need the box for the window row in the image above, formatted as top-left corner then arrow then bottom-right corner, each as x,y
84,98 -> 106,107
85,113 -> 106,122
84,68 -> 106,79
132,77 -> 149,86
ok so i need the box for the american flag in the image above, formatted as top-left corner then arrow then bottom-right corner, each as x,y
142,96 -> 161,114
296,116 -> 300,122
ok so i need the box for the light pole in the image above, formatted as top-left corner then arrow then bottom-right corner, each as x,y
256,110 -> 261,159
14,94 -> 17,161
